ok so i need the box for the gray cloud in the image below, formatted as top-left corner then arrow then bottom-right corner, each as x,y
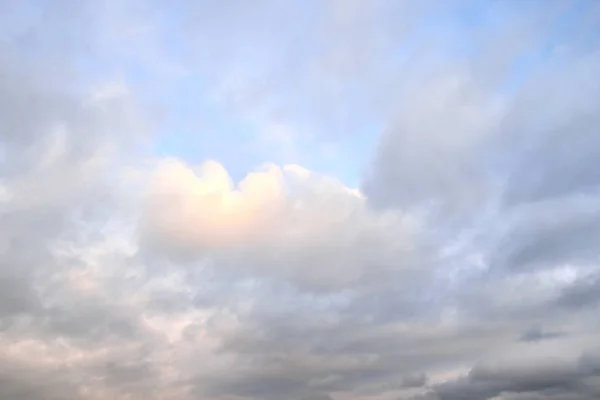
402,373 -> 428,388
413,351 -> 600,400
519,326 -> 566,343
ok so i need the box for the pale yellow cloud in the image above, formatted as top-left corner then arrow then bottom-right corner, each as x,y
143,158 -> 374,250
145,158 -> 288,249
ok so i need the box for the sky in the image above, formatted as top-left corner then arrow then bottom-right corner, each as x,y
1,0 -> 600,399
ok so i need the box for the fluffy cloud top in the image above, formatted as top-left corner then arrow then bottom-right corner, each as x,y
145,159 -> 288,248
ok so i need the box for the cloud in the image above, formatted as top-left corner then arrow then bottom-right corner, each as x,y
0,1 -> 600,400
143,159 -> 287,249
518,326 -> 566,343
402,373 -> 429,388
414,350 -> 600,400
362,69 -> 505,213
141,158 -> 421,291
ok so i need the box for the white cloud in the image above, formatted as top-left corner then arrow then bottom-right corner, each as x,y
144,158 -> 287,249
142,158 -> 420,290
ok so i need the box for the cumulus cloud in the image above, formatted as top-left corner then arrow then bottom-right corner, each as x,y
0,1 -> 600,400
144,159 -> 288,249
142,158 -> 420,291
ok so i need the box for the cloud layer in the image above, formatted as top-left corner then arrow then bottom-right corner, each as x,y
1,1 -> 600,399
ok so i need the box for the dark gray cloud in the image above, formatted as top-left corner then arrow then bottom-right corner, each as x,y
519,326 -> 566,343
555,273 -> 600,310
402,373 -> 428,388
411,351 -> 600,400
